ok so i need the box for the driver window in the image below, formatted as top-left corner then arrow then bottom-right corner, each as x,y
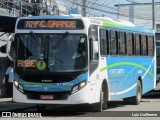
74,37 -> 86,69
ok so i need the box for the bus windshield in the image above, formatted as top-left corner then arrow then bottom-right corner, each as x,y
14,33 -> 88,73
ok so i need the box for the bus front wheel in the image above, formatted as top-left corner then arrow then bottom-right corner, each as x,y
93,83 -> 108,112
131,80 -> 142,105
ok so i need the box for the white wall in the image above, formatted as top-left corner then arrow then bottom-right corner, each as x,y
118,3 -> 160,29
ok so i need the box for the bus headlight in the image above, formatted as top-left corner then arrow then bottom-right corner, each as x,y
71,81 -> 87,94
14,80 -> 19,87
14,80 -> 24,93
79,81 -> 86,88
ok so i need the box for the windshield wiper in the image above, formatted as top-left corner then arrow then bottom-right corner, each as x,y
30,31 -> 44,50
16,35 -> 33,59
52,31 -> 69,49
0,32 -> 6,37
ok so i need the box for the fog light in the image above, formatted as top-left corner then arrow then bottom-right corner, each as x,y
18,84 -> 24,93
19,84 -> 24,90
72,85 -> 78,94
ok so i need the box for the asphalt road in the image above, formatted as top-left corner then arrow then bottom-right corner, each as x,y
1,90 -> 160,120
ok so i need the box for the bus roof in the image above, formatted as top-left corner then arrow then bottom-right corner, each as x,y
26,15 -> 75,19
89,17 -> 154,34
18,15 -> 154,34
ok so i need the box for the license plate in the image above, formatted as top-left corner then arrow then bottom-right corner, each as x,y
40,95 -> 54,100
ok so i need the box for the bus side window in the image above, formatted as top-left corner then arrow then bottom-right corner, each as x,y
100,28 -> 107,55
118,31 -> 126,55
110,30 -> 118,55
127,33 -> 133,56
142,35 -> 147,56
140,34 -> 142,55
148,36 -> 154,56
152,36 -> 155,56
106,30 -> 109,55
135,34 -> 140,56
146,36 -> 148,56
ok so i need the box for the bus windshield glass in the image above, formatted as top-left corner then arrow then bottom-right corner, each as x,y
14,33 -> 87,72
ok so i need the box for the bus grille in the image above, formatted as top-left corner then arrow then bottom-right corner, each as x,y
25,91 -> 70,100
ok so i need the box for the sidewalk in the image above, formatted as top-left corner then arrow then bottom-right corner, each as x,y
0,97 -> 35,112
0,97 -> 12,102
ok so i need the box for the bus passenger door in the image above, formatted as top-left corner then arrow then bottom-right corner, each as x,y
88,25 -> 100,102
89,25 -> 99,76
99,28 -> 108,80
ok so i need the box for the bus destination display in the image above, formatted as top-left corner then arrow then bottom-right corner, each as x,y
17,19 -> 84,30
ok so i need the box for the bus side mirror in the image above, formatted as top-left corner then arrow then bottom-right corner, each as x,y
9,33 -> 15,41
7,41 -> 14,61
90,36 -> 98,61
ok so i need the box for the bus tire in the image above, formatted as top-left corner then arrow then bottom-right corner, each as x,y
123,97 -> 131,104
131,80 -> 142,105
93,82 -> 108,112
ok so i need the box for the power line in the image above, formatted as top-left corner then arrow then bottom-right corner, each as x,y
142,3 -> 160,27
106,0 -> 117,6
64,0 -> 159,20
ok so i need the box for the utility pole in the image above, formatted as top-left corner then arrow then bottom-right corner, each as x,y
117,5 -> 119,19
82,0 -> 86,17
115,0 -> 135,22
127,0 -> 135,23
152,0 -> 155,29
19,1 -> 22,17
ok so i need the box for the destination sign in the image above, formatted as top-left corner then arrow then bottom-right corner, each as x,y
17,19 -> 84,30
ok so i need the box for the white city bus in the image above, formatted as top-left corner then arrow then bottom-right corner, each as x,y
10,15 -> 156,112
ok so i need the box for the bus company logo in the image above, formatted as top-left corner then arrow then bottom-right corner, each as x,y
37,60 -> 47,70
109,69 -> 125,75
17,60 -> 37,68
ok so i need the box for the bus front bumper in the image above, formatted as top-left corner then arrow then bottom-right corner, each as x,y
13,83 -> 98,105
